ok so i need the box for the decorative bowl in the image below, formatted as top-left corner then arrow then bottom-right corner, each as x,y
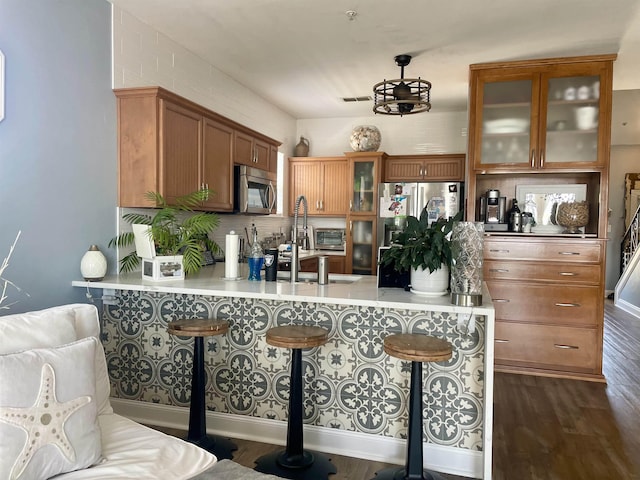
556,201 -> 589,234
349,125 -> 381,152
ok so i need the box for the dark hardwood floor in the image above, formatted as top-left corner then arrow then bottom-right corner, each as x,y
151,300 -> 640,479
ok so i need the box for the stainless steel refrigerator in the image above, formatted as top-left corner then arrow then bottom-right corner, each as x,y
377,182 -> 464,251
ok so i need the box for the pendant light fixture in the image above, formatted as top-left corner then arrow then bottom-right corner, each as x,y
373,54 -> 431,116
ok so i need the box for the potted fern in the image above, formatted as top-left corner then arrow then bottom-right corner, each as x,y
379,210 -> 462,295
109,189 -> 221,278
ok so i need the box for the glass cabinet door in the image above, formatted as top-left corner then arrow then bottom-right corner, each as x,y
543,74 -> 601,165
349,218 -> 375,275
478,77 -> 535,167
351,159 -> 376,214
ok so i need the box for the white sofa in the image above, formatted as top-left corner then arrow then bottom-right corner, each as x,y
0,304 -> 281,480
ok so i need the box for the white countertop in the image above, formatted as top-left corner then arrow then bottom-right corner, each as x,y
73,263 -> 494,314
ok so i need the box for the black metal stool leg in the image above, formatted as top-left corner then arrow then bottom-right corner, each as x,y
255,348 -> 336,479
186,336 -> 237,459
371,361 -> 446,480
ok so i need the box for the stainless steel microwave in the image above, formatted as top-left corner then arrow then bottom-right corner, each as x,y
234,165 -> 277,214
315,228 -> 345,251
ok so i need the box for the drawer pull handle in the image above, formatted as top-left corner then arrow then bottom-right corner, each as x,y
559,272 -> 577,276
495,339 -> 509,343
493,299 -> 510,303
559,251 -> 580,256
489,249 -> 510,253
554,344 -> 579,350
555,302 -> 581,307
490,268 -> 509,273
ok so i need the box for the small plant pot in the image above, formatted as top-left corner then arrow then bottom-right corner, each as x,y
410,264 -> 449,296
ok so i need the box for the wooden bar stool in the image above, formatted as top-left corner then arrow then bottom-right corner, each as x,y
254,325 -> 337,480
372,333 -> 453,480
167,318 -> 237,460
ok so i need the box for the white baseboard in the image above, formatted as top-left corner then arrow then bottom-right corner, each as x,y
615,297 -> 640,318
111,398 -> 484,479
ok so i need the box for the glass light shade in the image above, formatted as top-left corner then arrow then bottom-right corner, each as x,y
81,245 -> 107,281
450,222 -> 484,306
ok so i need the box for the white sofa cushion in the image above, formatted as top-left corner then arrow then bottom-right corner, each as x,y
0,304 -> 112,416
0,337 -> 102,480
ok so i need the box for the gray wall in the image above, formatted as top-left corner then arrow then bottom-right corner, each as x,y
0,0 -> 116,314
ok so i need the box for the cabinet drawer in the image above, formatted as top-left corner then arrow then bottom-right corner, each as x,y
484,239 -> 602,263
495,322 -> 599,373
485,260 -> 601,284
487,281 -> 601,326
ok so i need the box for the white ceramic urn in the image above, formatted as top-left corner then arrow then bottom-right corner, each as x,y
81,245 -> 107,281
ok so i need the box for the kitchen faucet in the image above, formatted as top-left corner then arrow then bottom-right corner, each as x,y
290,195 -> 308,283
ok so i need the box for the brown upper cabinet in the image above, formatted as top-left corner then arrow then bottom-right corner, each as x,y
468,55 -> 615,173
234,130 -> 276,172
114,86 -> 280,210
383,154 -> 465,182
288,157 -> 349,216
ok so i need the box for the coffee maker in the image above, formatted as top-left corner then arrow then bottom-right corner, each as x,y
479,189 -> 508,231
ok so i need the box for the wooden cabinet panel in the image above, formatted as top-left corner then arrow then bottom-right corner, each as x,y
160,100 -> 202,204
300,258 -> 318,272
495,322 -> 599,373
384,154 -> 465,182
488,281 -> 600,327
328,256 -> 345,274
288,157 -> 348,216
321,160 -> 349,215
484,238 -> 603,263
234,131 -> 270,170
202,117 -> 234,211
485,260 -> 600,284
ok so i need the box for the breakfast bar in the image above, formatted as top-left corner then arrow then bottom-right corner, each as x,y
73,265 -> 494,479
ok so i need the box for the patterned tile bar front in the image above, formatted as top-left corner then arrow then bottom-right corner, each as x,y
102,290 -> 486,451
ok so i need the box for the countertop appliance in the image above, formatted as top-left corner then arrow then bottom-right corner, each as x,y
377,181 -> 464,252
315,228 -> 346,251
234,165 -> 277,215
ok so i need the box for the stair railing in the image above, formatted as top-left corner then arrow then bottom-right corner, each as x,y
620,202 -> 640,274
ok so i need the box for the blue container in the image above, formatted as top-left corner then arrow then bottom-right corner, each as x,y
248,256 -> 264,281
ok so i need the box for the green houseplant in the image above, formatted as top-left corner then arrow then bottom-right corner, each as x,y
380,210 -> 463,294
108,189 -> 221,275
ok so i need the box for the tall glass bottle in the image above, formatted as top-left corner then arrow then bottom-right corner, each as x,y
248,225 -> 264,281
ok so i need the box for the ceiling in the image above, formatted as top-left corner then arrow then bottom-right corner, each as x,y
109,0 -> 640,126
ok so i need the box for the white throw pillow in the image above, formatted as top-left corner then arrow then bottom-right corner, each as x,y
0,337 -> 102,480
0,308 -> 77,354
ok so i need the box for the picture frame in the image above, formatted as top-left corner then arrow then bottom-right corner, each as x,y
515,184 -> 587,234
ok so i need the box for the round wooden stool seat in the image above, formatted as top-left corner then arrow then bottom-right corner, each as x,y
384,333 -> 452,363
168,318 -> 229,337
266,325 -> 329,349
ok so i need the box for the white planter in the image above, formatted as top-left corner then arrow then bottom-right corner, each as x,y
142,255 -> 184,281
410,264 -> 449,296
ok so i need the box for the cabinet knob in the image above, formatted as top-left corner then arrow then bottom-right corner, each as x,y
559,251 -> 580,256
558,272 -> 577,276
495,339 -> 510,343
489,268 -> 509,273
555,302 -> 581,307
493,299 -> 510,303
554,344 -> 579,350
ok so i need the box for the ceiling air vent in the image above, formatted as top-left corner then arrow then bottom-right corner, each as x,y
342,96 -> 372,103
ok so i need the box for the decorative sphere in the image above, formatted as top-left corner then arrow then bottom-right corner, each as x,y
349,125 -> 381,152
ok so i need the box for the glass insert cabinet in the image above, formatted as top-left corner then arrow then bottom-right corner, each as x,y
471,61 -> 610,171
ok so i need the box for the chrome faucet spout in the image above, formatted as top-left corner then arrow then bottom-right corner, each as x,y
291,195 -> 308,283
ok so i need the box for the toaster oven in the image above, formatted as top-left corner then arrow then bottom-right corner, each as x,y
314,228 -> 345,251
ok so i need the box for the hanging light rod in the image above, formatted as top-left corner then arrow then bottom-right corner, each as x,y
373,54 -> 431,116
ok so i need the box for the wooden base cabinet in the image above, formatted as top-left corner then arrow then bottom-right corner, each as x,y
485,237 -> 605,381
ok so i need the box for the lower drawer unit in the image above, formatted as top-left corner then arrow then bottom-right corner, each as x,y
484,260 -> 601,284
488,281 -> 601,327
494,322 -> 599,373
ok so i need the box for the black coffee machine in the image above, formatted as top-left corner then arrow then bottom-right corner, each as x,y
479,189 -> 508,231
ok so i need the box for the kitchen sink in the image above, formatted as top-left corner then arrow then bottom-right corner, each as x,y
276,272 -> 361,285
